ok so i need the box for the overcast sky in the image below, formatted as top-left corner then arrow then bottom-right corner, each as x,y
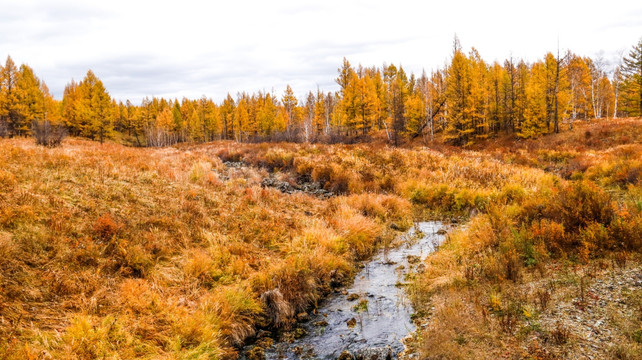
1,0 -> 641,103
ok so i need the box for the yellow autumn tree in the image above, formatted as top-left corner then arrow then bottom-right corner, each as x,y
77,70 -> 113,143
444,39 -> 474,146
520,60 -> 546,138
0,56 -> 21,135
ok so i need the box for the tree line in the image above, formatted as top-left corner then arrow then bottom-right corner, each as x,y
1,37 -> 641,146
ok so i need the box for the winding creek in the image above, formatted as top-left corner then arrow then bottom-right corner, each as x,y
250,221 -> 448,359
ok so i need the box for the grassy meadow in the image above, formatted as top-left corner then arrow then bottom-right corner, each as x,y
0,118 -> 640,359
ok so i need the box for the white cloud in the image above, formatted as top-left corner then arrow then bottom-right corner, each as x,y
1,0 -> 641,103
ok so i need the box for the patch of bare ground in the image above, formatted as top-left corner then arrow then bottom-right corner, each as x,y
531,264 -> 642,359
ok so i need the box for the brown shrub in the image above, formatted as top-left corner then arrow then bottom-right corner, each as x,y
71,237 -> 102,267
330,169 -> 352,194
608,214 -> 642,251
578,222 -> 609,256
0,170 -> 17,192
502,248 -> 522,282
529,219 -> 567,255
311,164 -> 334,186
93,213 -> 122,242
535,288 -> 551,311
32,120 -> 67,147
549,181 -> 615,232
548,322 -> 571,345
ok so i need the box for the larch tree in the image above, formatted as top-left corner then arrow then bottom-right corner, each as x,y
621,38 -> 642,116
336,59 -> 356,134
171,100 -> 184,140
404,88 -> 426,137
370,68 -> 388,133
546,51 -> 570,133
520,60 -> 547,138
337,58 -> 354,96
126,99 -> 143,145
384,64 -> 409,146
313,88 -> 327,134
201,97 -> 221,141
254,92 -> 275,136
156,106 -> 173,130
41,83 -> 61,125
77,70 -> 113,143
62,80 -> 82,136
0,56 -> 20,135
514,60 -> 531,133
0,58 -> 55,136
503,57 -> 518,132
221,93 -> 235,140
444,41 -> 474,145
468,48 -> 489,138
14,64 -> 47,135
354,71 -> 379,135
234,93 -> 251,141
488,62 -> 506,133
187,107 -> 202,142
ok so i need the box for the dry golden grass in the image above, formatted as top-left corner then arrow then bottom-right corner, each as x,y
1,117 -> 640,359
406,118 -> 642,359
0,138 -> 417,358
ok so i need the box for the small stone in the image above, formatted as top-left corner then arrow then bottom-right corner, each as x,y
346,317 -> 357,328
407,255 -> 420,264
254,337 -> 273,348
337,350 -> 354,360
293,327 -> 307,339
296,312 -> 309,322
354,346 -> 393,360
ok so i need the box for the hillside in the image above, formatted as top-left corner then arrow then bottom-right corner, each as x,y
0,118 -> 640,359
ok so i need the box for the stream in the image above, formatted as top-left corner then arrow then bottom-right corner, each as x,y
249,221 -> 447,360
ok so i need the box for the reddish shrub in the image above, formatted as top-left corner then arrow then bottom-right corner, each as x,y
93,213 -> 122,241
529,219 -> 567,255
607,214 -> 642,251
548,181 -> 614,232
